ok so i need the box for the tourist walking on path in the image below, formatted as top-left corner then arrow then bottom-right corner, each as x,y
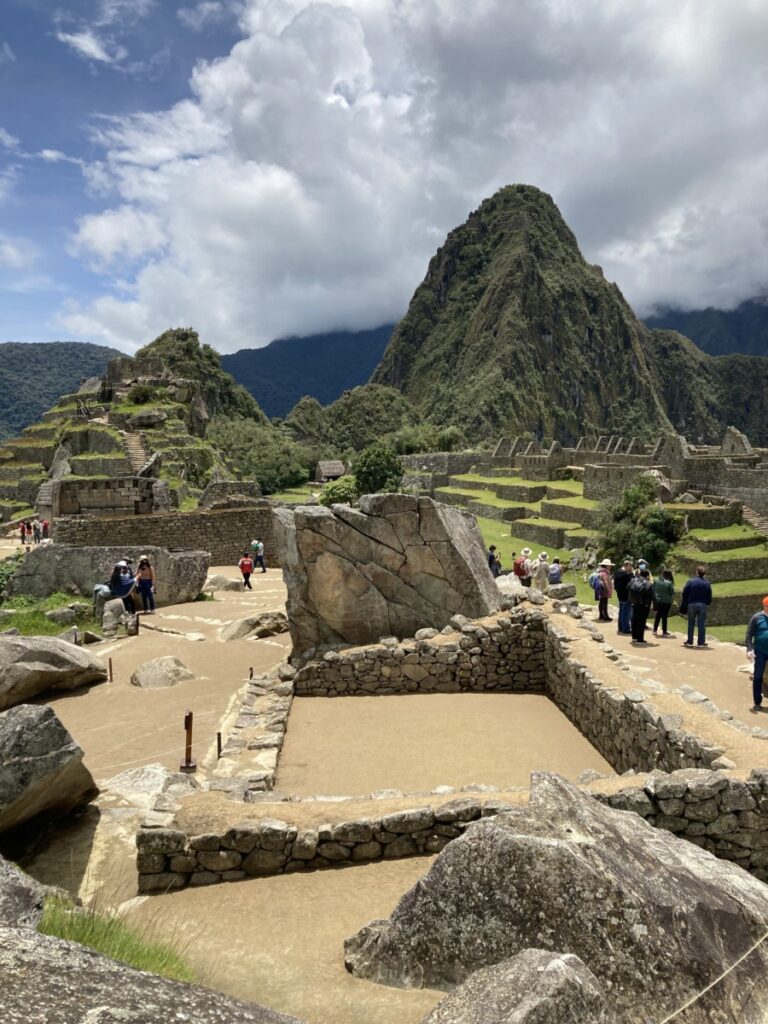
514,548 -> 533,587
628,569 -> 655,643
250,538 -> 267,573
652,570 -> 675,637
136,555 -> 156,614
680,565 -> 712,648
613,560 -> 634,635
32,519 -> 41,544
594,559 -> 614,622
109,560 -> 136,614
239,552 -> 254,590
533,552 -> 550,591
745,597 -> 768,711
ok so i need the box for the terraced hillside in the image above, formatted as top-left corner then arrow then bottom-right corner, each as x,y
434,468 -> 768,638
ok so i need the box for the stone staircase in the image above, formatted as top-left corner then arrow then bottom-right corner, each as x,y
122,432 -> 149,474
743,506 -> 768,540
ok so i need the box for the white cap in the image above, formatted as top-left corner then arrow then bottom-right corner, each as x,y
116,560 -> 128,567
521,547 -> 532,556
600,558 -> 614,566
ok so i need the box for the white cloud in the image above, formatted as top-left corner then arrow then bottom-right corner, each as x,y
177,2 -> 235,31
55,28 -> 126,64
62,0 -> 768,350
0,127 -> 18,149
0,235 -> 36,270
0,42 -> 15,65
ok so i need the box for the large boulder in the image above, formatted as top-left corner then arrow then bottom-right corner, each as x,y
345,773 -> 768,1022
0,925 -> 302,1024
6,545 -> 210,605
0,855 -> 48,929
220,611 -> 289,641
0,636 -> 107,710
0,704 -> 98,834
130,656 -> 194,689
203,572 -> 244,593
423,950 -> 609,1024
273,495 -> 500,661
103,763 -> 198,809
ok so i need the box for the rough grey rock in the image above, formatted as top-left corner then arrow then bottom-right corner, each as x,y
273,496 -> 500,662
127,409 -> 167,429
0,855 -> 48,929
0,704 -> 98,834
103,763 -> 199,809
203,572 -> 243,593
546,583 -> 576,600
0,636 -> 107,710
221,611 -> 289,641
199,479 -> 263,508
130,656 -> 194,689
495,576 -> 525,607
101,597 -> 128,636
345,773 -> 768,1022
45,607 -> 76,626
151,478 -> 173,511
137,450 -> 162,478
6,545 -> 210,606
422,949 -> 609,1023
0,924 -> 304,1023
48,443 -> 72,482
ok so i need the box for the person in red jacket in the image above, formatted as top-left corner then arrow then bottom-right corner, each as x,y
238,552 -> 254,590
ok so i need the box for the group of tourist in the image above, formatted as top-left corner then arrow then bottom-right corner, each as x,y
93,556 -> 157,616
18,518 -> 49,546
487,545 -> 563,589
238,539 -> 267,590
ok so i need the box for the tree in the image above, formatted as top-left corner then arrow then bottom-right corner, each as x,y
597,477 -> 684,569
318,475 -> 358,507
207,415 -> 310,494
353,444 -> 404,495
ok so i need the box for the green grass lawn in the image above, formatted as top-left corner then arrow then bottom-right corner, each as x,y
437,486 -> 537,511
511,516 -> 581,529
544,494 -> 599,509
0,592 -> 101,636
269,482 -> 320,503
687,524 -> 763,543
711,578 -> 768,597
679,544 -> 768,563
708,625 -> 748,644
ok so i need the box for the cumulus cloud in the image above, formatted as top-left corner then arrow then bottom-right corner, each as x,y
177,2 -> 238,31
56,28 -> 127,64
61,0 -> 768,350
0,234 -> 36,270
54,0 -> 156,70
0,42 -> 15,65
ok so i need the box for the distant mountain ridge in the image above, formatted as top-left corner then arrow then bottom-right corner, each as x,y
0,341 -> 123,441
221,325 -> 394,418
645,298 -> 768,356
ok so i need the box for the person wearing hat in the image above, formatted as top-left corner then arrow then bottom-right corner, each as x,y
533,552 -> 550,591
108,560 -> 136,614
595,558 -> 614,621
513,548 -> 533,587
135,555 -> 156,614
745,597 -> 768,711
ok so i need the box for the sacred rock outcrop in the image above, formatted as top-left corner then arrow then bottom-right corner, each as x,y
220,610 -> 289,641
0,635 -> 107,710
130,656 -> 194,690
346,773 -> 768,1023
0,704 -> 98,834
273,494 -> 500,661
423,949 -> 609,1024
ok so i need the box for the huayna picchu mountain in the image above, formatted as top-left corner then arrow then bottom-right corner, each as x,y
372,184 -> 768,444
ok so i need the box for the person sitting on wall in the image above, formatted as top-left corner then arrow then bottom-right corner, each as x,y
109,560 -> 136,614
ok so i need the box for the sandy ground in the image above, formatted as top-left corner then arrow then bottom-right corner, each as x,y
127,858 -> 443,1024
277,692 -> 612,795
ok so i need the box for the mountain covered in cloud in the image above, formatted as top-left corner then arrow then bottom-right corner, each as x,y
0,341 -> 122,441
645,299 -> 768,357
373,184 -> 768,444
221,325 -> 394,418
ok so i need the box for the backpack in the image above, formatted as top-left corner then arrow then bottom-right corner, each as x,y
548,564 -> 562,585
628,577 -> 646,602
587,571 -> 598,591
513,556 -> 527,578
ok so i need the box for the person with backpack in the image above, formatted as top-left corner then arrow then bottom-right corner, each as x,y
533,552 -> 550,591
593,558 -> 614,621
628,568 -> 655,643
680,565 -> 712,648
547,558 -> 563,587
250,538 -> 267,573
746,597 -> 768,711
513,548 -> 532,587
238,551 -> 254,590
612,559 -> 634,635
652,569 -> 675,637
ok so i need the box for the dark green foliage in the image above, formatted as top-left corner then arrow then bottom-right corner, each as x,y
318,475 -> 358,507
598,479 -> 684,569
391,423 -> 467,454
207,415 -> 310,495
136,329 -> 268,424
353,445 -> 404,495
221,325 -> 394,417
0,342 -> 121,440
126,384 -> 161,405
646,299 -> 768,357
0,552 -> 23,596
284,384 -> 421,454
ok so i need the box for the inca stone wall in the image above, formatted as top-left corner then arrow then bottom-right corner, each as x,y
52,503 -> 279,567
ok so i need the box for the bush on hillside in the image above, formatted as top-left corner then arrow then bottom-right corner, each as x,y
318,475 -> 358,507
126,384 -> 161,406
207,415 -> 310,495
353,444 -> 404,495
597,477 -> 684,568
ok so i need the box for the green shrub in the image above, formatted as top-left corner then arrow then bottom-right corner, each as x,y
207,415 -> 310,494
0,552 -> 23,596
39,895 -> 195,982
319,475 -> 358,507
597,478 -> 684,569
353,444 -> 404,495
126,384 -> 160,405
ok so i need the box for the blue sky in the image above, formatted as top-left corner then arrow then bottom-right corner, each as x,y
1,1 -> 767,353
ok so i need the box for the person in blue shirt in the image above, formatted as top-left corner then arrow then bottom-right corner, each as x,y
109,560 -> 136,614
746,596 -> 768,711
680,565 -> 712,648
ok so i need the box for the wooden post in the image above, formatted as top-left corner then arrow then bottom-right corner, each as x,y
108,658 -> 113,682
216,731 -> 222,759
180,710 -> 197,773
249,666 -> 253,679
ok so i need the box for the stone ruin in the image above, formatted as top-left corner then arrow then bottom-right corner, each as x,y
273,494 -> 500,662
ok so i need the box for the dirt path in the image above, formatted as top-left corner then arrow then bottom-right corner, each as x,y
127,859 -> 443,1024
277,692 -> 612,796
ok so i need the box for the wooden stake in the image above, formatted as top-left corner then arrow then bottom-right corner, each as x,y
108,658 -> 113,682
180,710 -> 197,773
216,731 -> 222,759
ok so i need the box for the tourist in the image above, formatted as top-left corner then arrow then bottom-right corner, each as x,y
613,559 -> 634,635
23,520 -> 32,547
628,569 -> 655,643
136,555 -> 156,614
251,538 -> 267,573
547,558 -> 563,586
595,559 -> 614,621
32,519 -> 41,544
41,518 -> 49,540
745,597 -> 768,712
513,548 -> 533,587
239,551 -> 254,590
109,560 -> 136,614
534,552 -> 550,591
652,570 -> 675,637
680,565 -> 712,648
487,544 -> 498,572
18,522 -> 25,547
